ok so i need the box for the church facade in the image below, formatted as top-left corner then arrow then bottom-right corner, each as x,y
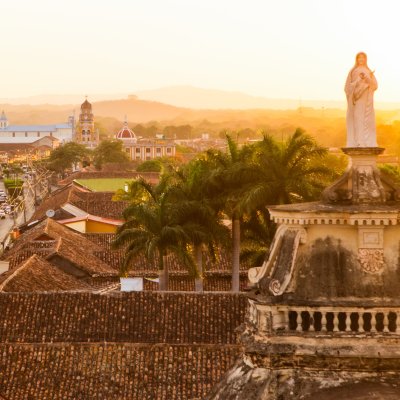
115,119 -> 176,161
0,111 -> 74,143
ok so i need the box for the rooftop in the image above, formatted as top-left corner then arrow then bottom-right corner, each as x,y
0,291 -> 246,399
0,123 -> 71,132
4,218 -> 115,276
0,254 -> 92,292
30,183 -> 128,221
116,121 -> 136,140
0,136 -> 58,144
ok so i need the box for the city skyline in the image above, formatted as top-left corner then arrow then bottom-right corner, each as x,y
2,0 -> 399,103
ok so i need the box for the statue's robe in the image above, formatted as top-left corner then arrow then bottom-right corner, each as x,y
345,66 -> 378,147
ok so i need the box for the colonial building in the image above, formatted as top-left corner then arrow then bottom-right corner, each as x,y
0,111 -> 74,143
115,119 -> 176,161
75,98 -> 99,148
209,147 -> 400,399
0,136 -> 59,163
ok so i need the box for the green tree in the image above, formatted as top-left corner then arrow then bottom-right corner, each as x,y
379,164 -> 400,185
240,208 -> 276,268
239,129 -> 338,210
93,139 -> 130,170
136,157 -> 181,173
136,159 -> 162,172
112,178 -> 197,291
237,129 -> 341,267
47,142 -> 89,174
201,135 -> 254,292
166,160 -> 229,291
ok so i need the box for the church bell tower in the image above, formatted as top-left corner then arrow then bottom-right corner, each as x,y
76,97 -> 98,147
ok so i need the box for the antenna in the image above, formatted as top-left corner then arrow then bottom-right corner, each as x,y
45,209 -> 55,218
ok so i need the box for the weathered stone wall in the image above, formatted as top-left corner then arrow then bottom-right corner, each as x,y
207,362 -> 400,400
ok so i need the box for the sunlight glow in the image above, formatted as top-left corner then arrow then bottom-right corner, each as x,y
1,0 -> 399,102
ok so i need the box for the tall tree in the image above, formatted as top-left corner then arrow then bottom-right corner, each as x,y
93,139 -> 130,170
239,128 -> 337,211
202,135 -> 253,292
112,177 -> 197,291
240,208 -> 276,268
166,160 -> 229,291
238,129 -> 341,267
47,142 -> 89,175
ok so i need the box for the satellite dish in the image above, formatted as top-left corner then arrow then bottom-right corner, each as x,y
45,209 -> 55,218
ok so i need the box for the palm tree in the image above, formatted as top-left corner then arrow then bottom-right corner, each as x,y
206,130 -> 339,291
238,128 -> 341,267
202,135 -> 253,292
239,129 -> 336,211
112,177 -> 197,291
240,208 -> 276,268
166,160 -> 229,291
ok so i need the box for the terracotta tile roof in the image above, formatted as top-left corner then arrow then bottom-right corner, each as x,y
84,274 -> 249,292
30,183 -> 84,222
0,343 -> 241,400
86,233 -> 250,273
30,183 -> 129,221
0,255 -> 92,292
69,190 -> 127,219
58,214 -> 123,225
0,292 -> 247,344
0,291 -> 246,399
4,219 -> 115,276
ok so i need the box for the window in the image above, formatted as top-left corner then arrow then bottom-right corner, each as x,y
156,147 -> 161,154
25,132 -> 27,137
136,148 -> 141,153
166,147 -> 172,154
146,148 -> 151,153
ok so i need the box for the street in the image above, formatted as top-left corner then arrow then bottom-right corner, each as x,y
0,180 -> 35,253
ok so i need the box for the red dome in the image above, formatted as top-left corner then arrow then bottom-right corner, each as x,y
116,122 -> 136,141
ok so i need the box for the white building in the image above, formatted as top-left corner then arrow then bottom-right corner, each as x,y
115,120 -> 176,161
0,111 -> 74,143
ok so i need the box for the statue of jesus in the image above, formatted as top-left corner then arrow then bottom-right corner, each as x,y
345,52 -> 378,147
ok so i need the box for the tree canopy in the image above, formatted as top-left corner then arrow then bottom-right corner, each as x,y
47,142 -> 90,174
113,128 -> 344,291
93,139 -> 130,169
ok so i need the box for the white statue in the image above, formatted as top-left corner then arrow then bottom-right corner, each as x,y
345,52 -> 378,147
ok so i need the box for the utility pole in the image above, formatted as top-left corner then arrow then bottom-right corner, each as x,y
33,173 -> 38,206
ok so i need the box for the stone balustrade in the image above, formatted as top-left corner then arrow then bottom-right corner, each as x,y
248,301 -> 400,335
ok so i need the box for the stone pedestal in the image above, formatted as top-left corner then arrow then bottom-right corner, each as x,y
322,147 -> 394,204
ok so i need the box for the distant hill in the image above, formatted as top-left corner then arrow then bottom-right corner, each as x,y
2,93 -> 400,151
0,97 -> 188,125
136,85 -> 348,110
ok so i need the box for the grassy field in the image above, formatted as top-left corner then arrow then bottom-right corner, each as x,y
74,178 -> 131,192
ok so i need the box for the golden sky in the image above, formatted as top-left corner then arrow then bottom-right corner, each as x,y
1,0 -> 399,102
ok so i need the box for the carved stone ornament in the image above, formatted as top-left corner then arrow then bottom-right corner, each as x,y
357,248 -> 384,273
269,279 -> 281,295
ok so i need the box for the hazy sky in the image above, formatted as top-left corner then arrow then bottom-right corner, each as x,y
2,0 -> 399,101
